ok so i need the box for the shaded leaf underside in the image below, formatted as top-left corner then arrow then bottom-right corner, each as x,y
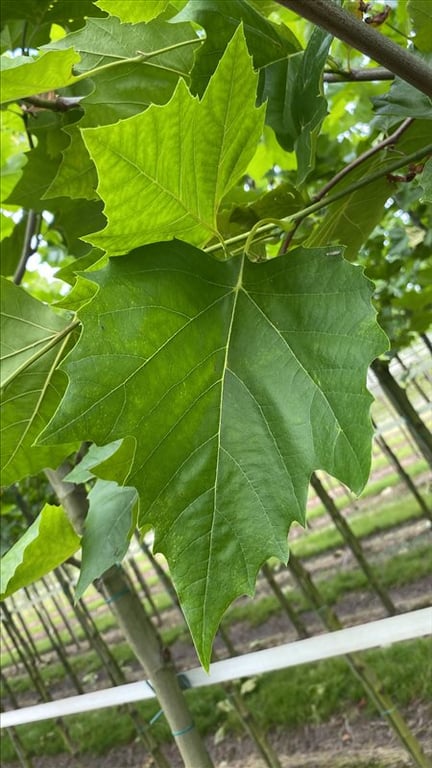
41,241 -> 387,666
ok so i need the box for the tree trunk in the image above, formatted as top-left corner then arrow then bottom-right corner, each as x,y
1,604 -> 81,762
46,466 -> 214,768
55,569 -> 170,768
371,359 -> 432,467
372,420 -> 432,521
310,474 -> 397,615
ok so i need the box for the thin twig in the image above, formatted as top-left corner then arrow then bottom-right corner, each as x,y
20,95 -> 84,113
278,117 -> 414,255
315,117 -> 414,201
324,67 -> 394,83
13,211 -> 41,285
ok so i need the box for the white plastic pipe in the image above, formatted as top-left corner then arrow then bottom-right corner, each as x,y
1,608 -> 431,728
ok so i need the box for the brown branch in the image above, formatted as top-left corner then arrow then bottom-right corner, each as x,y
278,119 -> 417,255
324,67 -> 394,83
274,0 -> 432,97
315,117 -> 414,201
20,95 -> 84,113
13,210 -> 41,285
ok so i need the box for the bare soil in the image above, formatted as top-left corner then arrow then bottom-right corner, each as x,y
9,701 -> 432,768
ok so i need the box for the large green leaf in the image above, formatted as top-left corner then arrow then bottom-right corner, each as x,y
0,279 -> 77,485
95,0 -> 170,22
408,0 -> 432,52
0,49 -> 80,103
0,503 -> 80,599
82,27 -> 265,255
44,16 -> 201,127
40,240 -> 387,666
175,0 -> 300,96
259,27 -> 332,182
75,479 -> 138,599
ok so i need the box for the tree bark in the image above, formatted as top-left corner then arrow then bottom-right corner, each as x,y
310,474 -> 397,615
46,466 -> 214,768
274,0 -> 432,97
372,421 -> 432,521
371,359 -> 432,468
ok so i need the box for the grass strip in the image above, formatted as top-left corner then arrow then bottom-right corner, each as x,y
1,638 -> 430,761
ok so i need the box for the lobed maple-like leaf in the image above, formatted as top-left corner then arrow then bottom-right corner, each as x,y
82,27 -> 265,255
40,241 -> 387,666
44,16 -> 202,128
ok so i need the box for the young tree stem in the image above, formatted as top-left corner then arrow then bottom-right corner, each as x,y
45,466 -> 214,768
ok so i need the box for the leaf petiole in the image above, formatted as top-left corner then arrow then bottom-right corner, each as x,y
205,143 -> 432,257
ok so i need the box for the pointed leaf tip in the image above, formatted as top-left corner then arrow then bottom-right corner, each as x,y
82,26 -> 265,254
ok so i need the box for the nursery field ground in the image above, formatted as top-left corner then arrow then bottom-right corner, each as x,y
2,479 -> 431,768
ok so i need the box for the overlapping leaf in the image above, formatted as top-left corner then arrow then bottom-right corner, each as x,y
45,126 -> 98,201
1,278 -> 78,485
64,438 -> 134,485
307,121 -> 432,259
6,111 -> 72,210
76,479 -> 138,599
40,240 -> 387,666
0,503 -> 80,600
307,156 -> 392,260
373,56 -> 432,119
95,0 -> 170,23
82,28 -> 265,255
0,0 -> 106,52
0,50 -> 80,103
175,0 -> 300,96
39,16 -> 201,206
259,27 -> 332,182
44,16 -> 201,127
